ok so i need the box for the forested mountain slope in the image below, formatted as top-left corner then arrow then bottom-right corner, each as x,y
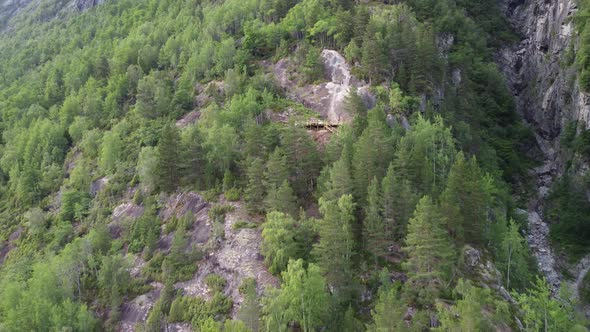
0,0 -> 589,331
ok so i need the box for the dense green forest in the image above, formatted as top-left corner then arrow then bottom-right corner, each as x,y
0,0 -> 588,331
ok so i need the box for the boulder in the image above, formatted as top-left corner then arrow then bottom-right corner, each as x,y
463,245 -> 481,268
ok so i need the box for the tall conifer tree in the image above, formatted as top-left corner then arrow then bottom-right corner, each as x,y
156,124 -> 180,193
403,196 -> 455,306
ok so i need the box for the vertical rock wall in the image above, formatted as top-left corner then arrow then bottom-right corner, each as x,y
499,0 -> 589,160
498,0 -> 590,293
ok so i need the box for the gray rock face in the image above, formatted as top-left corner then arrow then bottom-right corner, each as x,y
498,0 -> 590,294
526,209 -> 561,290
498,0 -> 589,148
463,245 -> 482,268
118,196 -> 277,330
71,0 -> 104,11
174,199 -> 278,317
273,49 -> 374,124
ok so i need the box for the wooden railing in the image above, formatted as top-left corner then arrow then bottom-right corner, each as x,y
302,119 -> 338,133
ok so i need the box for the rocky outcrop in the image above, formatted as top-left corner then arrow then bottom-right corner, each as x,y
461,245 -> 503,287
498,0 -> 589,158
273,49 -> 375,124
175,111 -> 201,128
71,0 -> 104,11
0,226 -> 23,265
160,192 -> 211,248
119,282 -> 163,332
521,207 -> 561,289
176,200 -> 278,316
159,192 -> 209,221
119,195 -> 276,330
90,177 -> 109,197
112,203 -> 144,222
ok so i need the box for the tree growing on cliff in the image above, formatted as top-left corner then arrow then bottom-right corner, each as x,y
403,196 -> 455,306
436,279 -> 510,331
261,211 -> 302,275
381,163 -> 419,239
498,220 -> 531,291
262,259 -> 329,332
156,124 -> 181,193
364,178 -> 388,265
367,283 -> 407,332
313,194 -> 356,300
440,152 -> 489,245
514,277 -> 584,332
265,180 -> 298,217
246,157 -> 266,214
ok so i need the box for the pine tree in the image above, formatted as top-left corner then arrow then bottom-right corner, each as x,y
341,306 -> 364,332
261,211 -> 301,275
156,124 -> 181,193
382,163 -> 419,240
367,285 -> 407,332
412,25 -> 440,94
245,157 -> 266,214
99,130 -> 123,175
172,74 -> 193,113
364,177 -> 388,265
204,123 -> 239,180
403,196 -> 455,307
352,106 -> 394,202
323,149 -> 354,202
264,180 -> 298,217
169,226 -> 188,269
264,148 -> 290,191
243,118 -> 267,159
280,124 -> 322,196
361,21 -> 387,83
344,89 -> 368,136
440,152 -> 488,245
237,278 -> 260,332
180,123 -> 205,188
313,194 -> 356,297
144,302 -> 165,332
138,146 -> 158,193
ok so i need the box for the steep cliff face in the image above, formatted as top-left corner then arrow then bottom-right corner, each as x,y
498,0 -> 590,292
499,0 -> 589,160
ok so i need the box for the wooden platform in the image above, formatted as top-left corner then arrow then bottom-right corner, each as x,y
303,120 -> 339,133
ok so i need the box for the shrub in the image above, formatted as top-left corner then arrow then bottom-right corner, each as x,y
232,220 -> 257,230
201,188 -> 222,202
208,204 -> 235,223
205,274 -> 227,293
224,188 -> 241,201
168,293 -> 232,325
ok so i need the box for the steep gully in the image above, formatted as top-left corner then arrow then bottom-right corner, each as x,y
497,0 -> 590,299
